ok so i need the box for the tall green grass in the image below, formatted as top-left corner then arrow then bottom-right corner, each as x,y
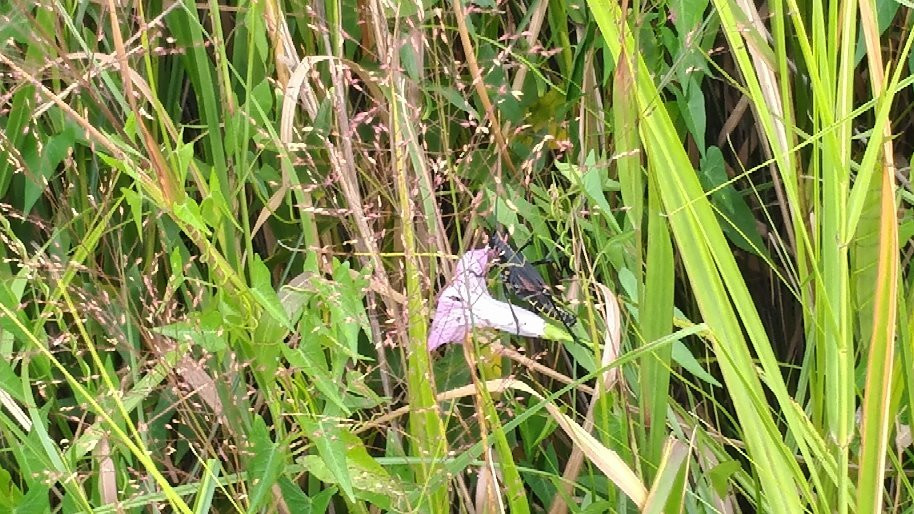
0,0 -> 912,511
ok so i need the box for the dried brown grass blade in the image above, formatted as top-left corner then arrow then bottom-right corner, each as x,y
549,285 -> 624,514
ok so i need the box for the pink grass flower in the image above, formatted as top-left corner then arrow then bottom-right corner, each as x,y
427,248 -> 550,351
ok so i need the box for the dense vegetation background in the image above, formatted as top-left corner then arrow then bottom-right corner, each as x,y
1,0 -> 912,511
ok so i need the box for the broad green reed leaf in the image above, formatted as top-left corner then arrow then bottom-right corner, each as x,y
191,459 -> 220,514
588,1 -> 812,510
303,419 -> 356,503
278,477 -> 335,513
250,255 -> 293,329
853,9 -> 908,510
698,147 -> 768,256
166,0 -> 227,175
152,309 -> 228,352
281,338 -> 352,416
0,85 -> 33,198
173,198 -> 212,236
299,431 -> 413,509
671,342 -> 720,387
642,439 -> 689,514
247,416 -> 286,511
22,124 -> 75,215
640,171 -> 675,476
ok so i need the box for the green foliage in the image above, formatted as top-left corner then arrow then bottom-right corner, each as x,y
1,0 -> 913,510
